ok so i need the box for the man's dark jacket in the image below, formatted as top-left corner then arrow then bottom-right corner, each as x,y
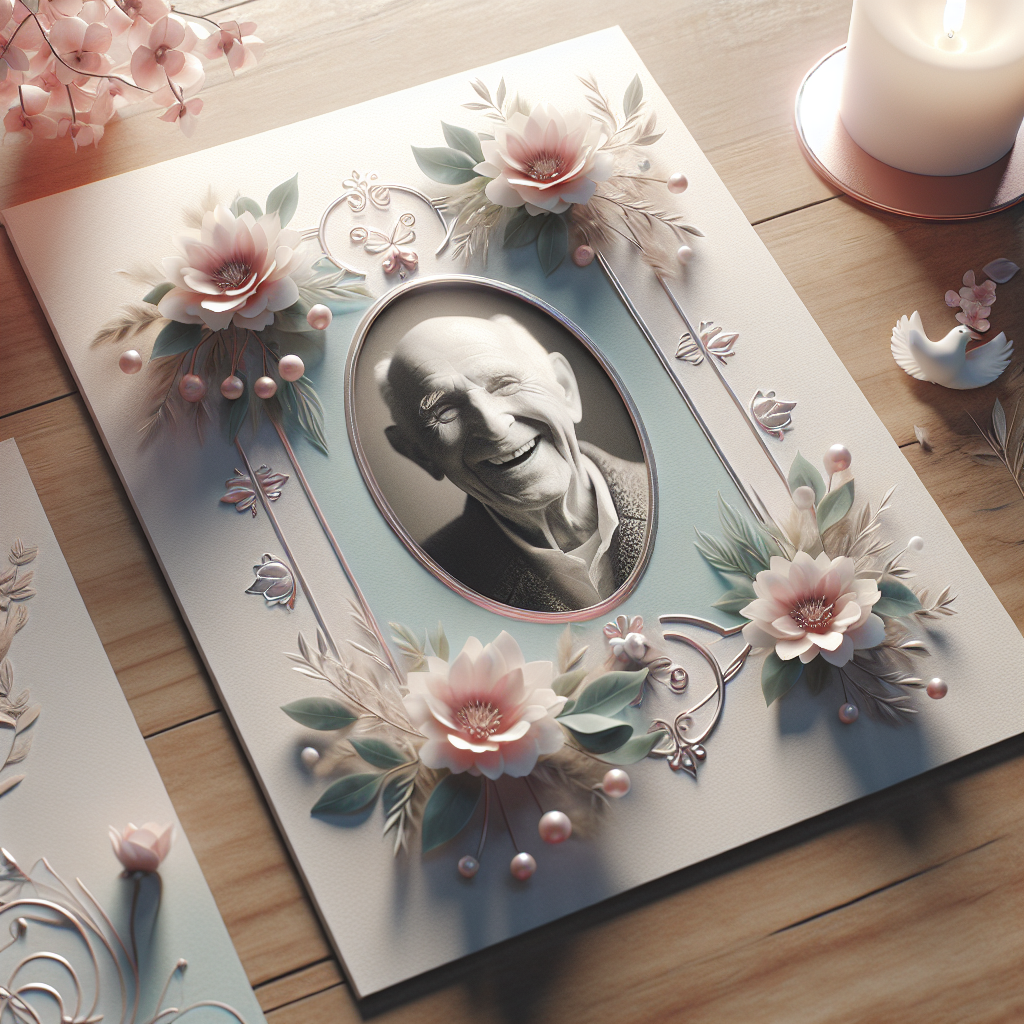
423,443 -> 648,613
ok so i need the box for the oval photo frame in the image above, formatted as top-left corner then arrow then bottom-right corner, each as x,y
345,275 -> 658,623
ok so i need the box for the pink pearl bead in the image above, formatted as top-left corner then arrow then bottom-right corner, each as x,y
926,677 -> 947,700
572,244 -> 595,267
254,376 -> 278,399
300,747 -> 319,768
279,354 -> 305,382
458,855 -> 480,878
178,374 -> 206,403
510,852 -> 536,880
792,485 -> 816,510
306,304 -> 332,331
538,810 -> 572,844
602,769 -> 630,798
220,375 -> 244,400
667,172 -> 689,194
676,245 -> 693,265
118,349 -> 143,374
839,702 -> 859,724
823,444 -> 852,475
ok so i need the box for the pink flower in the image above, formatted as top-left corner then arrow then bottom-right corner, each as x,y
46,15 -> 111,85
197,19 -> 262,74
476,102 -> 614,215
959,269 -> 996,308
158,94 -> 201,136
3,85 -> 59,140
129,15 -> 202,91
740,551 -> 884,667
158,204 -> 303,331
109,822 -> 174,872
955,299 -> 990,333
404,631 -> 567,779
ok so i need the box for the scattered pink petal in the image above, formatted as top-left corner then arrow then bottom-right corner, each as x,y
955,299 -> 990,333
944,289 -> 961,308
961,269 -> 976,288
982,258 -> 1020,284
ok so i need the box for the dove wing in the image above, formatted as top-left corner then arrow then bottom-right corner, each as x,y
891,315 -> 929,380
955,332 -> 1014,389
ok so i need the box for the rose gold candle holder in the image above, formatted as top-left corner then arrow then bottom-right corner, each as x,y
795,46 -> 1024,221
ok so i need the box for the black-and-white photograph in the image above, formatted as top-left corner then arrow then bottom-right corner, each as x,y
347,279 -> 655,617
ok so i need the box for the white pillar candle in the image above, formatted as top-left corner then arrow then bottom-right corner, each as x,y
839,0 -> 1024,175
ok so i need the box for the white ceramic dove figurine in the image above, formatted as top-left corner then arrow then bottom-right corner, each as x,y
891,311 -> 1013,389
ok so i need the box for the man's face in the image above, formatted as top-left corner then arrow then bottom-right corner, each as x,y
384,317 -> 585,520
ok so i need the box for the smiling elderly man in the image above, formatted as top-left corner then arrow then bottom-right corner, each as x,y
376,313 -> 649,613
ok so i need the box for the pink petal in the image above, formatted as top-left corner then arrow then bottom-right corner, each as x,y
982,258 -> 1019,284
819,635 -> 854,667
962,269 -> 976,287
944,290 -> 961,308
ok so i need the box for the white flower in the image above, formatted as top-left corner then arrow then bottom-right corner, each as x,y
475,102 -> 613,215
740,551 -> 884,667
404,632 -> 567,779
158,204 -> 303,332
109,822 -> 174,872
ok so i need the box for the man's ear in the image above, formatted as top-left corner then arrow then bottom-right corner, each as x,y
548,352 -> 583,422
385,424 -> 445,481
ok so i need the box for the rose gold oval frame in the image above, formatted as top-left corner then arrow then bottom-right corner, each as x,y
344,274 -> 658,624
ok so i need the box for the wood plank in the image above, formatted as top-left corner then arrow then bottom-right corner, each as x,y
256,960 -> 344,1014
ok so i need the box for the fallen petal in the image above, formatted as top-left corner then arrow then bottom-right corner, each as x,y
982,258 -> 1019,284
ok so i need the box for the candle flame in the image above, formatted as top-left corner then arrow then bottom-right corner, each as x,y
943,0 -> 965,38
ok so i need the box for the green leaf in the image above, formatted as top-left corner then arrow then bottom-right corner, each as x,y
874,578 -> 923,618
802,656 -> 834,696
788,451 -> 825,504
816,480 -> 855,534
266,174 -> 299,228
536,214 -> 569,275
149,321 -> 202,360
598,729 -> 667,765
411,146 -> 479,185
273,300 -> 313,333
558,713 -> 634,753
232,196 -> 263,220
568,670 -> 647,718
761,652 -> 803,707
226,370 -> 250,442
350,738 -> 407,770
421,773 -> 482,853
278,376 -> 328,455
716,494 -> 776,575
623,74 -> 643,117
503,207 -> 544,249
713,581 -> 757,615
441,121 -> 484,163
311,773 -> 383,815
142,282 -> 173,305
428,622 -> 449,661
552,667 -> 587,697
281,697 -> 358,731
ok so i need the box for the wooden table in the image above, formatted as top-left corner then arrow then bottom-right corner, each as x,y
2,1 -> 1022,1020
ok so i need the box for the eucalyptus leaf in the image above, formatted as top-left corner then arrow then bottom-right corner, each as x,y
350,738 -> 407,770
311,773 -> 383,815
421,773 -> 482,853
536,214 -> 569,275
142,282 -> 173,305
597,729 -> 667,765
226,371 -> 250,442
149,321 -> 202,360
713,581 -> 756,615
441,121 -> 484,163
266,174 -> 299,227
623,74 -> 643,117
411,146 -> 479,184
787,451 -> 825,503
874,578 -> 922,618
761,652 -> 803,707
816,480 -> 855,533
569,670 -> 647,718
558,713 -> 634,753
281,696 -> 358,731
232,196 -> 263,220
428,622 -> 449,661
504,208 -> 544,249
552,667 -> 587,697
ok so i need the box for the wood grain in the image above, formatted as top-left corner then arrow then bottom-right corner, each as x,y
1,0 -> 1022,1021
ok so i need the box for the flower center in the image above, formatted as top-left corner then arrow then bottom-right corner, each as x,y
790,596 -> 836,634
213,259 -> 253,291
455,700 -> 503,741
526,154 -> 565,181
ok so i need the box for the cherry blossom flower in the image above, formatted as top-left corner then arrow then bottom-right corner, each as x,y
109,822 -> 174,873
955,298 -> 990,333
130,14 -> 202,91
959,269 -> 997,307
475,102 -> 614,215
47,15 -> 112,85
404,631 -> 567,779
157,94 -> 201,136
197,19 -> 262,74
740,551 -> 884,667
3,85 -> 58,140
158,204 -> 303,331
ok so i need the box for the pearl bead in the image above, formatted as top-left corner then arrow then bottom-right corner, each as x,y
306,304 -> 332,331
602,769 -> 630,798
458,855 -> 480,878
839,702 -> 859,724
792,485 -> 816,510
573,244 -> 595,267
823,444 -> 852,475
119,349 -> 143,374
538,810 -> 572,844
908,536 -> 925,553
178,374 -> 206,403
220,375 -> 244,400
254,376 -> 278,399
300,746 -> 319,768
667,172 -> 689,194
676,244 -> 694,265
926,677 -> 948,700
510,852 -> 536,880
279,354 -> 305,382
